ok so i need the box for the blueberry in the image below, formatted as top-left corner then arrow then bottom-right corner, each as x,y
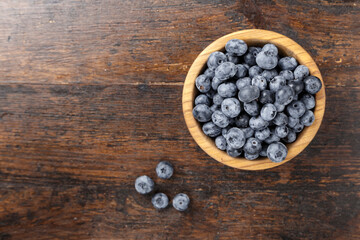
206,89 -> 216,99
267,142 -> 287,163
260,103 -> 277,121
288,79 -> 304,95
275,85 -> 295,105
156,161 -> 174,179
249,65 -> 263,78
211,77 -> 222,90
222,126 -> 231,137
225,39 -> 248,56
152,193 -> 169,210
300,110 -> 315,126
204,68 -> 215,78
256,50 -> 278,70
294,65 -> 309,80
210,104 -> 221,113
239,127 -> 255,139
286,100 -> 306,118
304,76 -> 322,94
207,51 -> 227,70
193,104 -> 212,122
245,152 -> 259,160
173,193 -> 190,211
259,143 -> 269,157
202,121 -> 222,137
236,77 -> 251,90
300,93 -> 316,109
249,116 -> 269,130
274,101 -> 285,112
244,137 -> 262,154
279,70 -> 295,81
262,43 -> 278,55
215,62 -> 237,81
226,146 -> 242,157
215,135 -> 227,150
235,113 -> 250,128
255,127 -> 271,141
292,122 -> 304,133
213,93 -> 224,105
226,53 -> 240,64
135,175 -> 155,194
244,100 -> 260,116
238,85 -> 260,103
212,110 -> 230,128
196,74 -> 211,93
272,112 -> 288,126
235,64 -> 248,78
278,57 -> 298,70
244,47 -> 262,66
275,125 -> 289,138
269,76 -> 286,93
287,116 -> 299,128
218,82 -> 237,97
195,94 -> 211,106
283,129 -> 296,143
261,69 -> 278,81
251,75 -> 267,91
225,127 -> 246,149
259,90 -> 275,104
221,98 -> 241,118
264,133 -> 280,144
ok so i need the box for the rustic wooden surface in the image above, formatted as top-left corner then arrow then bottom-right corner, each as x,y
0,0 -> 359,239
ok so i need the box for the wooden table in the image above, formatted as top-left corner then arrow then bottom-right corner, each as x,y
0,1 -> 359,239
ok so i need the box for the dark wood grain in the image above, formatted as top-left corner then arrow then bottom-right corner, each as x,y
0,0 -> 359,239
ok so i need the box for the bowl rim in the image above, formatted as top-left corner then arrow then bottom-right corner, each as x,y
182,29 -> 326,170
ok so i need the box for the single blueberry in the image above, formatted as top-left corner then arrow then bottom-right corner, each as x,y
226,52 -> 240,64
135,175 -> 155,195
304,76 -> 322,94
251,75 -> 267,91
275,85 -> 295,105
236,77 -> 251,90
204,68 -> 215,78
256,50 -> 278,70
207,51 -> 227,70
261,69 -> 278,81
245,152 -> 259,160
196,74 -> 211,93
272,112 -> 288,126
300,93 -> 316,109
195,94 -> 211,106
215,135 -> 227,150
156,161 -> 174,179
215,62 -> 237,81
300,110 -> 315,126
286,100 -> 306,118
278,57 -> 298,71
225,39 -> 248,56
218,82 -> 237,98
287,116 -> 299,128
274,101 -> 285,112
210,104 -> 221,113
244,137 -> 262,154
238,85 -> 260,103
235,113 -> 250,128
244,100 -> 260,116
260,103 -> 277,121
235,64 -> 248,78
275,125 -> 289,138
239,127 -> 255,139
152,193 -> 169,210
202,121 -> 222,137
262,43 -> 278,55
259,143 -> 269,157
244,47 -> 262,66
267,142 -> 288,163
264,133 -> 281,144
193,104 -> 212,122
269,76 -> 286,93
279,70 -> 295,81
221,98 -> 241,118
226,146 -> 242,157
294,65 -> 309,80
255,127 -> 271,141
283,129 -> 296,143
249,65 -> 263,78
211,76 -> 222,90
225,127 -> 246,149
213,93 -> 224,105
288,79 -> 304,95
249,116 -> 269,130
292,122 -> 304,133
259,90 -> 275,104
212,110 -> 230,128
173,193 -> 190,211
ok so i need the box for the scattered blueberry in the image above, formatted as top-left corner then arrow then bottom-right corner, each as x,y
221,98 -> 241,118
251,75 -> 267,91
286,100 -> 306,118
218,82 -> 237,97
249,65 -> 263,78
300,110 -> 315,126
300,93 -> 316,109
294,65 -> 309,80
156,161 -> 174,179
255,127 -> 271,141
238,85 -> 260,103
193,104 -> 212,122
278,56 -> 298,70
173,193 -> 190,211
202,121 -> 222,137
244,100 -> 260,116
152,193 -> 169,210
236,77 -> 251,90
215,135 -> 227,150
259,90 -> 275,104
249,116 -> 269,130
235,64 -> 248,78
225,39 -> 248,56
267,142 -> 288,163
195,94 -> 211,106
269,76 -> 286,93
215,62 -> 237,81
273,112 -> 288,126
207,51 -> 227,70
225,127 -> 246,149
135,175 -> 155,194
235,113 -> 250,128
196,74 -> 211,93
260,103 -> 277,121
304,76 -> 322,94
212,110 -> 230,128
244,137 -> 262,154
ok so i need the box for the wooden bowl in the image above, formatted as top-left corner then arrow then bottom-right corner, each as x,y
182,29 -> 326,170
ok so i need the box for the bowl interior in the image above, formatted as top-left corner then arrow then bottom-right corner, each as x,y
182,29 -> 326,170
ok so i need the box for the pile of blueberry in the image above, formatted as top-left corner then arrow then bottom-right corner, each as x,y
135,161 -> 190,211
193,39 -> 322,162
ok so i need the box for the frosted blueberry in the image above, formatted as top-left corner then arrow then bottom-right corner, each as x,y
202,122 -> 222,137
236,77 -> 251,90
215,62 -> 237,81
278,57 -> 298,71
244,100 -> 260,117
212,110 -> 230,128
221,98 -> 241,118
272,112 -> 288,126
211,76 -> 222,90
215,135 -> 227,150
269,76 -> 286,93
207,51 -> 227,70
267,142 -> 288,163
235,64 -> 248,78
238,85 -> 260,103
261,69 -> 278,81
218,82 -> 237,98
135,175 -> 155,195
226,52 -> 240,64
226,146 -> 242,157
300,110 -> 315,126
244,137 -> 262,154
294,65 -> 309,80
283,129 -> 296,143
225,127 -> 246,149
193,104 -> 212,122
249,116 -> 269,130
275,85 -> 295,105
260,103 -> 277,121
195,94 -> 211,106
173,193 -> 190,211
304,76 -> 322,94
152,193 -> 169,210
225,39 -> 248,56
255,127 -> 271,141
300,93 -> 316,110
286,100 -> 306,118
244,47 -> 262,66
251,75 -> 267,91
244,152 -> 259,160
275,125 -> 289,138
287,116 -> 299,128
292,122 -> 304,133
288,79 -> 304,95
249,65 -> 263,78
239,127 -> 255,139
204,68 -> 215,78
279,70 -> 295,81
196,74 -> 211,93
156,161 -> 174,179
256,50 -> 278,70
